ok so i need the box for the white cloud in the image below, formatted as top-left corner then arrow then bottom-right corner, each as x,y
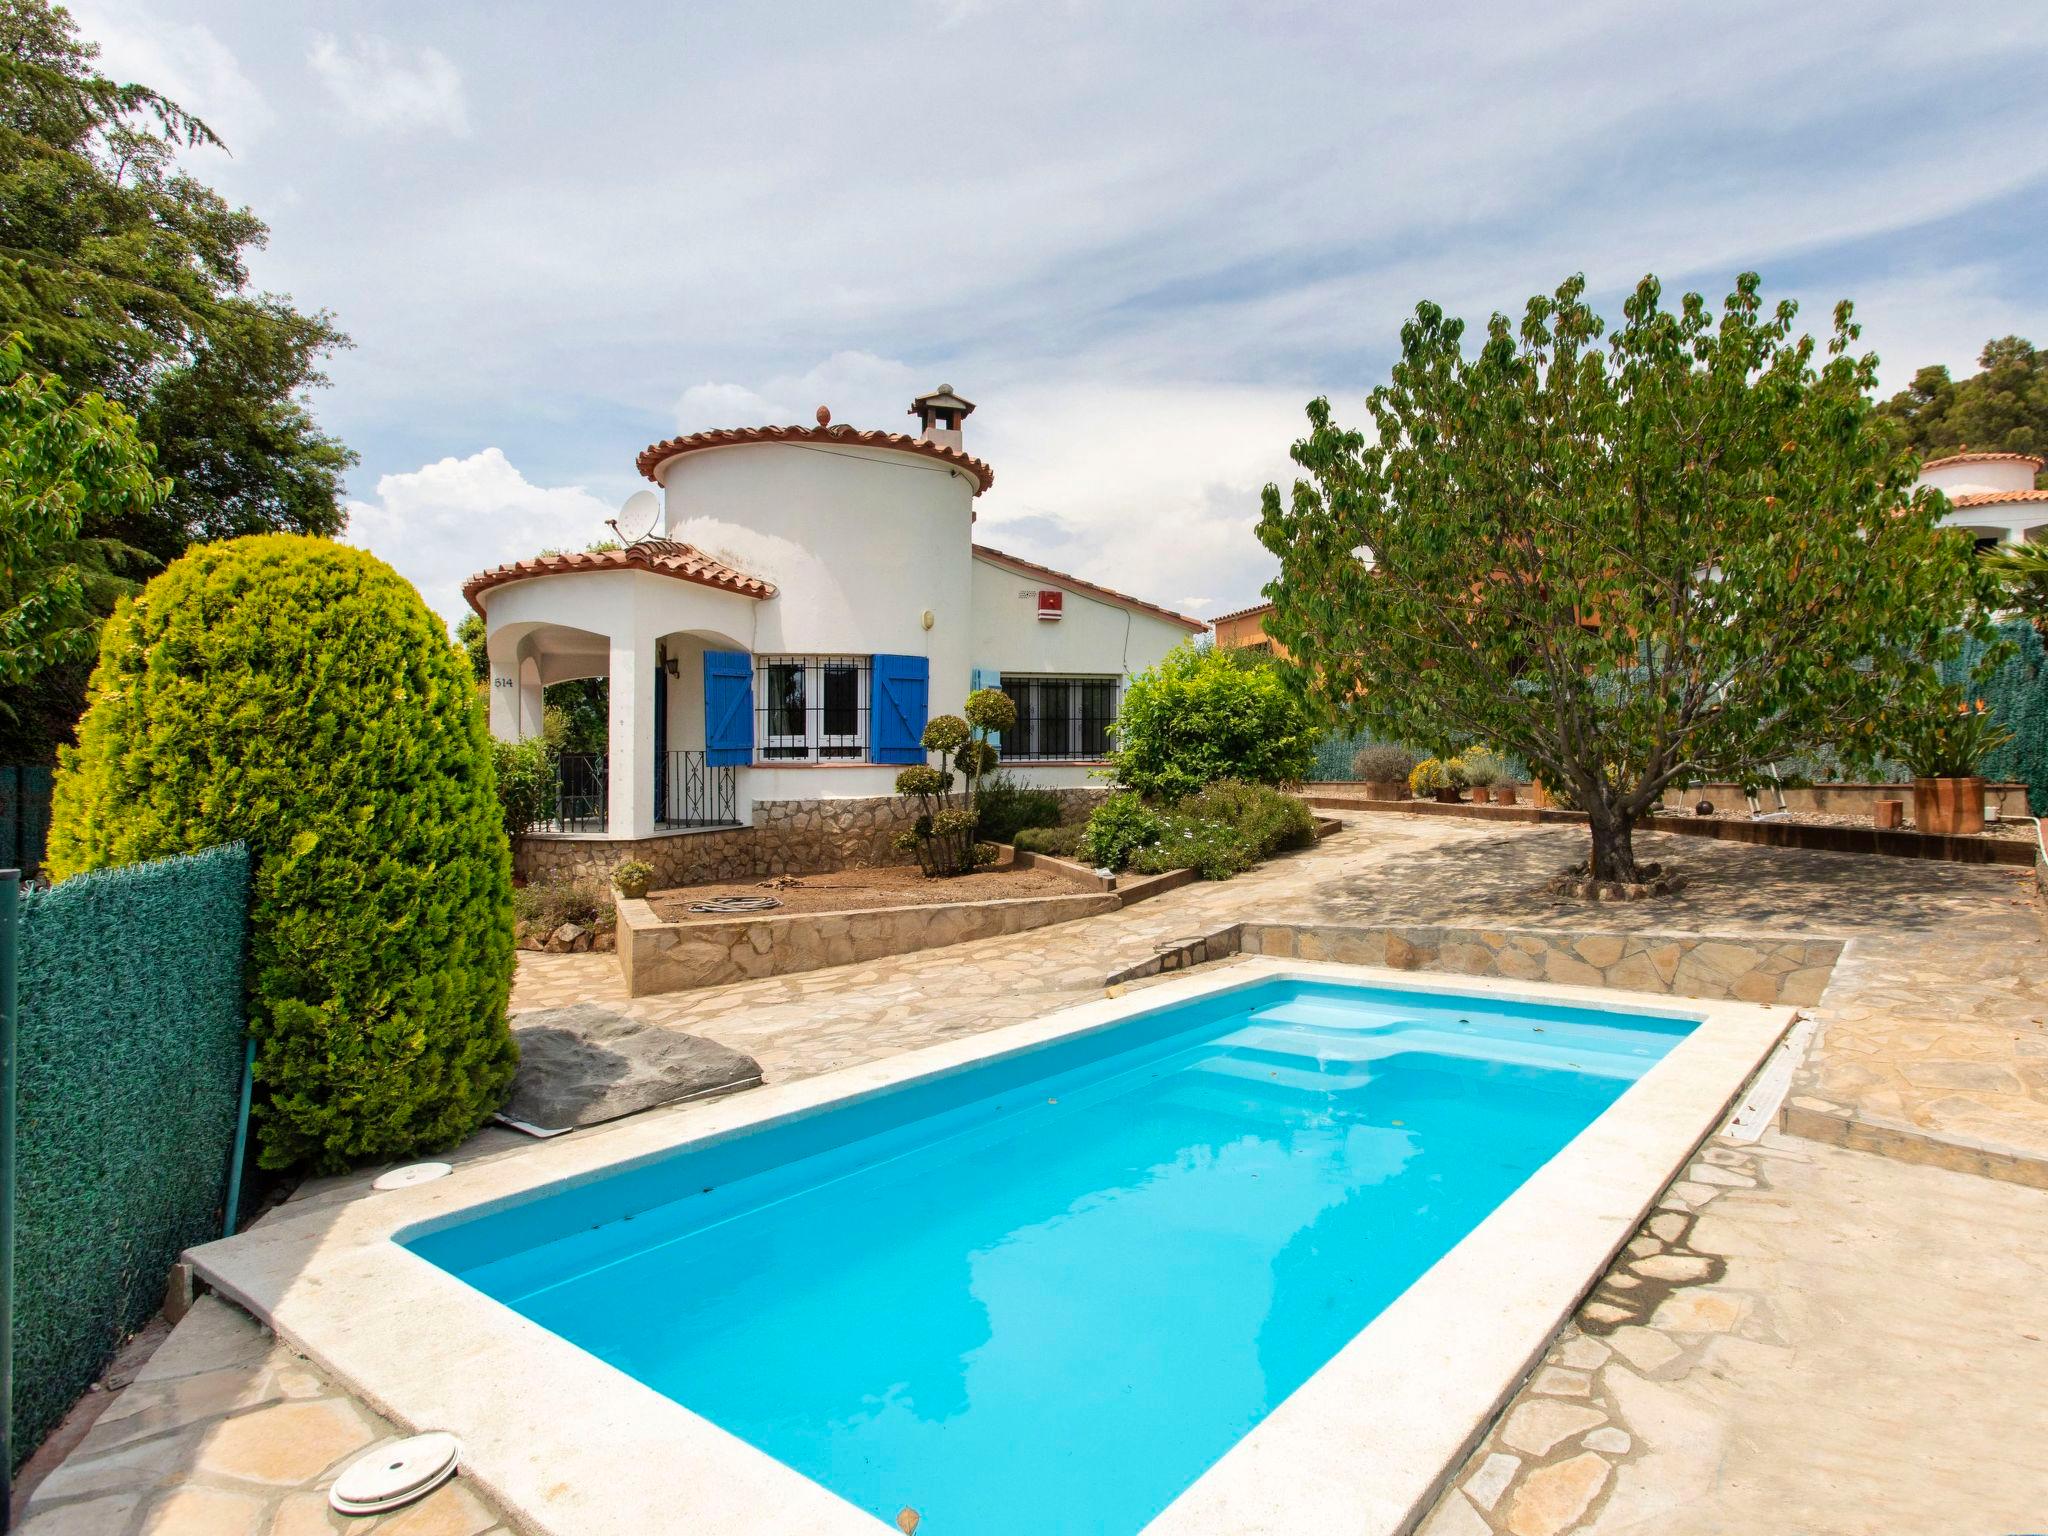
673,353 -> 922,434
65,1 -> 273,151
308,34 -> 469,137
342,449 -> 615,628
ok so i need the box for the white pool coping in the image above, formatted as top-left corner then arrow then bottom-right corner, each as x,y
186,961 -> 1794,1536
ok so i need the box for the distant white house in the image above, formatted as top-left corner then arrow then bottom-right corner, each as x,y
1919,450 -> 2048,548
465,387 -> 1204,840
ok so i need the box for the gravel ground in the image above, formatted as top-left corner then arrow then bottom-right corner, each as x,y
1669,806 -> 2038,843
650,861 -> 1099,921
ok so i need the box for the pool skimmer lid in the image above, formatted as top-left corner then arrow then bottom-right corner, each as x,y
372,1161 -> 453,1191
329,1432 -> 461,1515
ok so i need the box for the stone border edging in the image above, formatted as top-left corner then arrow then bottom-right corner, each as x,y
1106,919 -> 1841,1007
1301,792 -> 2037,867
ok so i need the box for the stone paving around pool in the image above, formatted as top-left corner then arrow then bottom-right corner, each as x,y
20,811 -> 2048,1535
16,1295 -> 508,1536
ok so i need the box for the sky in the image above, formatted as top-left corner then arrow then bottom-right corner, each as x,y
71,0 -> 2048,628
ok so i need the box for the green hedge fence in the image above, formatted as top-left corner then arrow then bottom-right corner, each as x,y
5,843 -> 250,1467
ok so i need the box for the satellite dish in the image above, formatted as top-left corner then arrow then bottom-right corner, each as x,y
611,489 -> 660,545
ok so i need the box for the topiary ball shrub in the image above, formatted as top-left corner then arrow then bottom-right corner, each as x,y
47,534 -> 518,1173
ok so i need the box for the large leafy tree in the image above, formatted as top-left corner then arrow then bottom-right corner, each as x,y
0,0 -> 354,751
0,335 -> 162,685
1877,336 -> 2048,485
1258,273 -> 1995,886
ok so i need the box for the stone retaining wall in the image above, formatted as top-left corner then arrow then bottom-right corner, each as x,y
1107,921 -> 1842,1007
617,889 -> 1121,996
1299,792 -> 2036,868
518,786 -> 1109,887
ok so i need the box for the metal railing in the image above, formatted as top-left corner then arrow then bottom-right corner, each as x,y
658,751 -> 740,828
548,751 -> 608,833
544,751 -> 741,833
999,676 -> 1118,761
756,655 -> 870,762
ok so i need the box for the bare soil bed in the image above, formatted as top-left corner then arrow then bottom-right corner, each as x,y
650,862 -> 1099,923
1672,807 -> 2038,844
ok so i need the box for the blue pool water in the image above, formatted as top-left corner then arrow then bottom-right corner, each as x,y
406,979 -> 1695,1535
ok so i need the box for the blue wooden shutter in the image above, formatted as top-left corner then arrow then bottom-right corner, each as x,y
871,654 -> 930,764
704,650 -> 753,766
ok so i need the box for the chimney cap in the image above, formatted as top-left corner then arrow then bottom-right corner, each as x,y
909,385 -> 975,418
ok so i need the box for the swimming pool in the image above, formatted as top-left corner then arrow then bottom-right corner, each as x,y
405,977 -> 1695,1536
190,960 -> 1793,1536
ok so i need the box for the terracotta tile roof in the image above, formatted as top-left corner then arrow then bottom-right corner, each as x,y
635,423 -> 994,493
1211,600 -> 1275,625
463,539 -> 776,614
970,544 -> 1208,631
1922,450 -> 2046,472
1944,488 -> 2048,508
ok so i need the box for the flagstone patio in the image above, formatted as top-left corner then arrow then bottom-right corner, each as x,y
19,810 -> 2048,1535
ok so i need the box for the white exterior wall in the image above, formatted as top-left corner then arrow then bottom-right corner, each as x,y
969,555 -> 1194,683
476,437 -> 1200,825
1918,460 -> 2048,545
969,555 -> 1197,786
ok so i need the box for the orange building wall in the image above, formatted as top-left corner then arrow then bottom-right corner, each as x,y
1211,603 -> 1288,660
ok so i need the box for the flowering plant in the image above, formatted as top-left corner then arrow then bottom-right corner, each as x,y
1894,696 -> 2011,779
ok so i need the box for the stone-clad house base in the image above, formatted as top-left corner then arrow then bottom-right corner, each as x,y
515,788 -> 1108,888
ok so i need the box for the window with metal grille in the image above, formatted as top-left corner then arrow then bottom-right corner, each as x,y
999,675 -> 1117,761
755,656 -> 870,761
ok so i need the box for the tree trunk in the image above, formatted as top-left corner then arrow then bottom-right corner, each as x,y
1586,810 -> 1641,884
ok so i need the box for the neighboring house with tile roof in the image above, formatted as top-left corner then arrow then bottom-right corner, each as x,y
1919,451 -> 2048,548
467,387 -> 1204,841
1210,600 -> 1283,659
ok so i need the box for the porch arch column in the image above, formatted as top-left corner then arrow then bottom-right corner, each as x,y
608,627 -> 659,839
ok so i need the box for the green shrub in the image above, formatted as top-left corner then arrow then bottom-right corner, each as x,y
492,736 -> 556,839
1452,747 -> 1505,787
1107,641 -> 1320,800
47,534 -> 518,1173
1177,778 -> 1317,857
610,859 -> 654,899
1351,743 -> 1415,784
975,771 -> 1064,844
1013,823 -> 1086,857
1081,790 -> 1165,871
896,689 -> 1017,876
1128,814 -> 1260,880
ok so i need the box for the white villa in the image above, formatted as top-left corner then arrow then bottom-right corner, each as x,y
466,387 -> 1204,853
1920,450 -> 2048,548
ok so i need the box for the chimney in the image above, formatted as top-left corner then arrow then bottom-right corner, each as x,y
909,384 -> 974,451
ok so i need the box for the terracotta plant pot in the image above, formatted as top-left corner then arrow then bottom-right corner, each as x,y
1492,785 -> 1517,805
1469,786 -> 1490,803
1434,788 -> 1463,804
1912,776 -> 1984,837
1364,780 -> 1406,802
1872,798 -> 1904,830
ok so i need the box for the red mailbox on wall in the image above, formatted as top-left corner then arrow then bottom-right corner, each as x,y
1036,589 -> 1064,621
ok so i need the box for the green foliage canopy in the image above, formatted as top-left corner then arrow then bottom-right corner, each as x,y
0,337 -> 160,687
1106,642 -> 1320,801
0,0 -> 354,754
47,535 -> 518,1171
1877,336 -> 2048,481
1257,272 -> 1996,882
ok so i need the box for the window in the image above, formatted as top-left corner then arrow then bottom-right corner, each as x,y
999,675 -> 1117,761
756,656 -> 870,761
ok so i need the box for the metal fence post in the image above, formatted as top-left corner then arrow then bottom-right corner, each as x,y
1,866 -> 20,1521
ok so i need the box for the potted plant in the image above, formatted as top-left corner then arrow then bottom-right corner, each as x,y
610,859 -> 655,899
1351,744 -> 1416,802
1456,747 -> 1507,804
1895,697 -> 2011,837
1409,756 -> 1467,803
